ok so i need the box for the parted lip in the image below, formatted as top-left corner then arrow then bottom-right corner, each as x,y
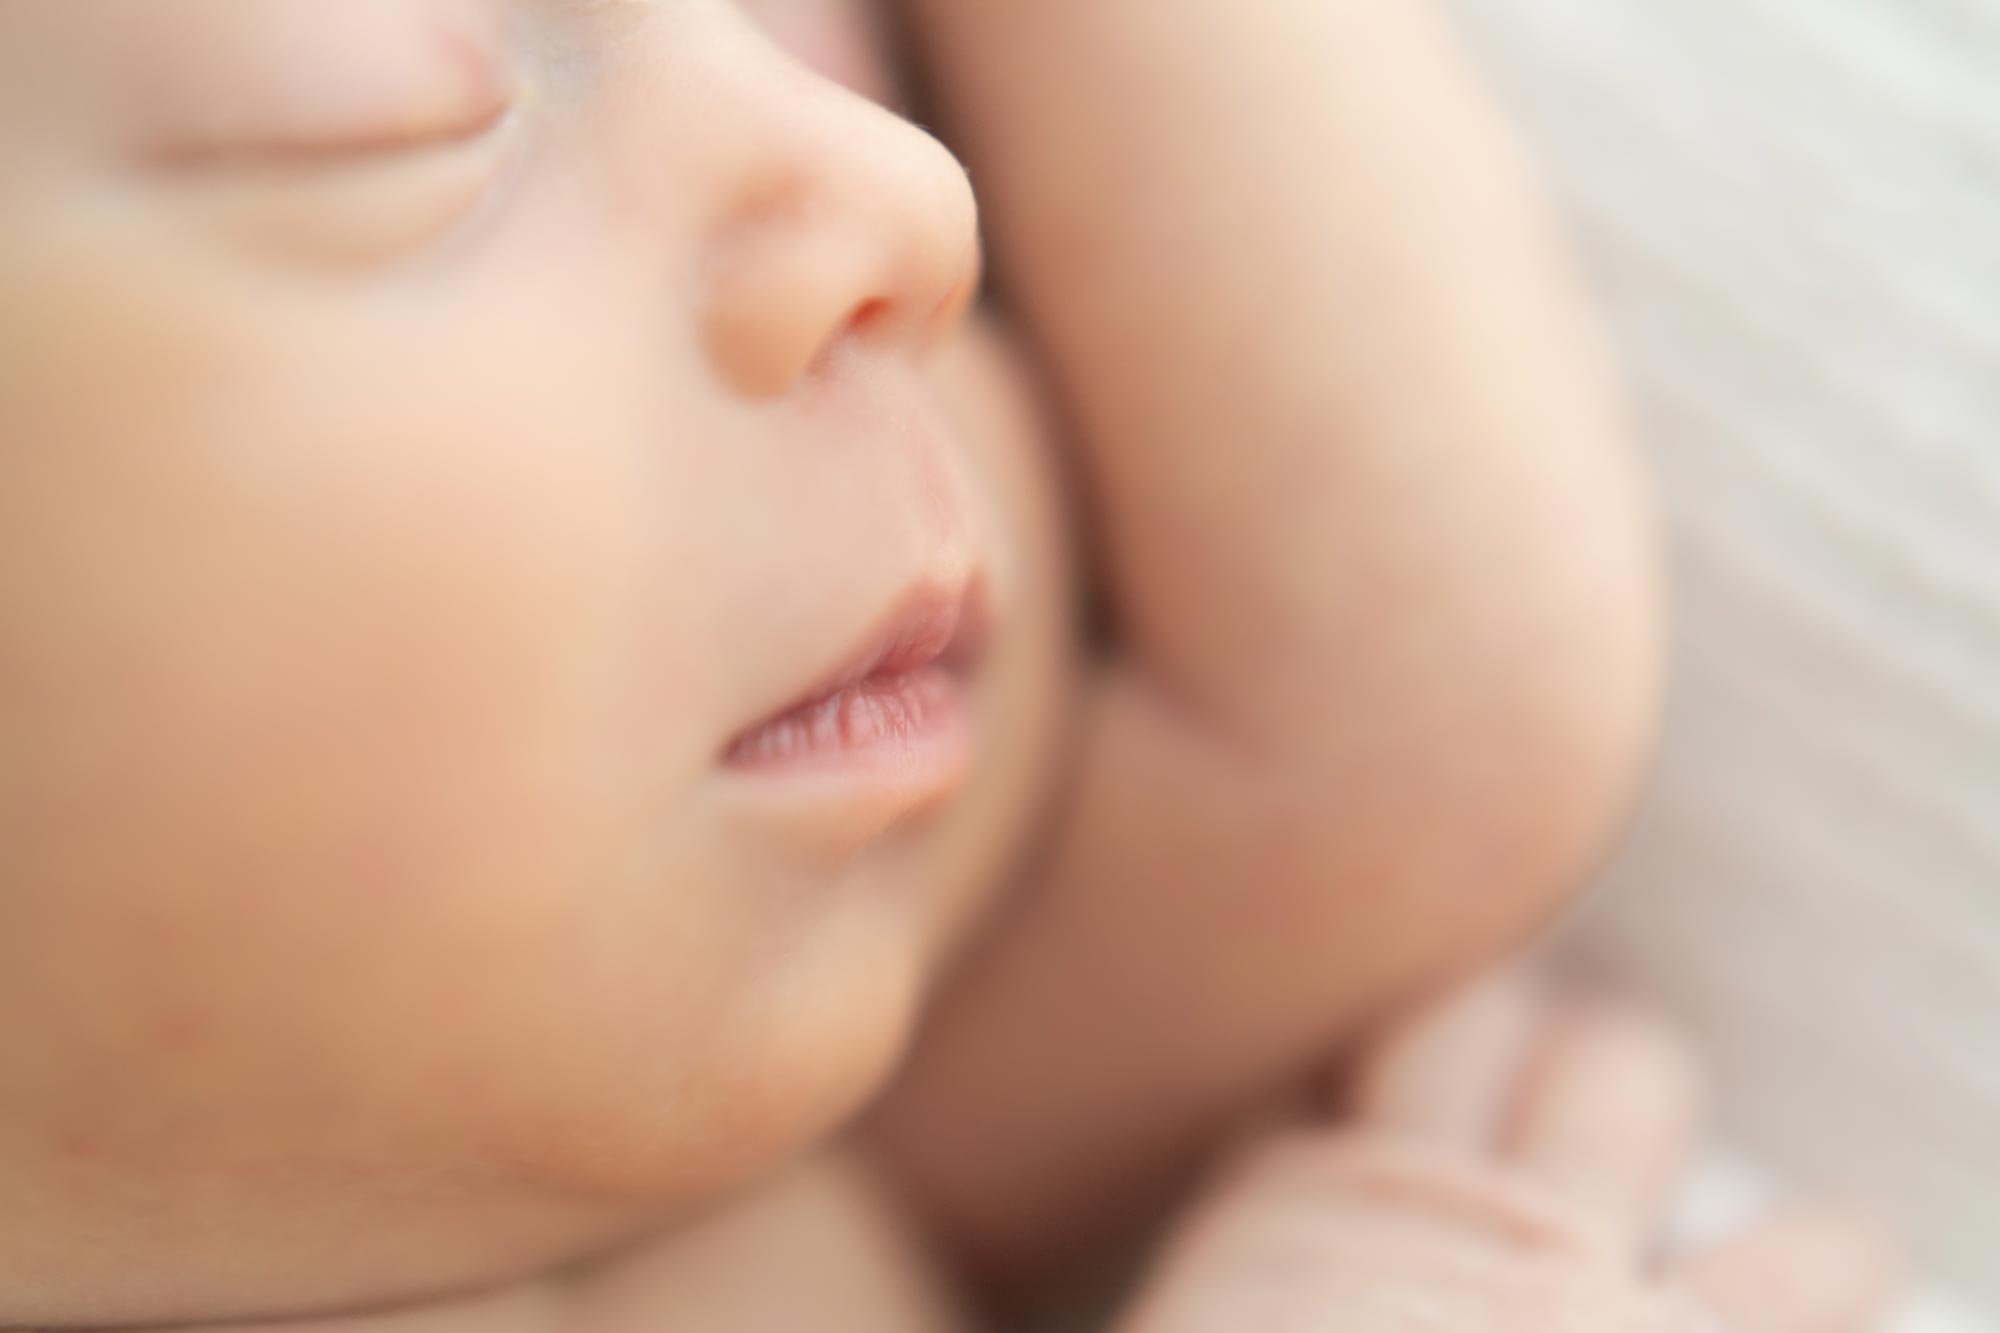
722,576 -> 985,767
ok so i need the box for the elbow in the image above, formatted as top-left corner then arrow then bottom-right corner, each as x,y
1250,414 -> 1669,1000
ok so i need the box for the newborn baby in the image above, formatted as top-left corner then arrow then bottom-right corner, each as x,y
0,0 -> 1888,1328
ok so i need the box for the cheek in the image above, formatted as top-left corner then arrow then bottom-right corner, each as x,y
0,239 -> 925,1218
0,250 -> 674,1142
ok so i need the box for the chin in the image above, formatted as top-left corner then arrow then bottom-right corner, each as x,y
495,899 -> 931,1214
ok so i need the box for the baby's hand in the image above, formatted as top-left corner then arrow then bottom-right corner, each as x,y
1115,977 -> 1896,1333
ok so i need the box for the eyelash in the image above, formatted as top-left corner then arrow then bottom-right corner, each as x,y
143,91 -> 517,174
146,94 -> 526,271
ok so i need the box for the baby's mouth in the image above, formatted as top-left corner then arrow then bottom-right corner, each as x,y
722,579 -> 986,786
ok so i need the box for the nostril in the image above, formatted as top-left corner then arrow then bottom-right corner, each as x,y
844,297 -> 894,340
799,296 -> 897,384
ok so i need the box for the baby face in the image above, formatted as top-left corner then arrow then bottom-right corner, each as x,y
0,0 -> 999,1318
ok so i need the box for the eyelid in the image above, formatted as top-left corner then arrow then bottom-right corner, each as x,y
136,62 -> 528,269
130,8 -> 520,171
164,138 -> 517,270
144,90 -> 517,172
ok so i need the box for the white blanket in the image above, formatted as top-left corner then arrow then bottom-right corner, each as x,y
1439,0 -> 2000,1322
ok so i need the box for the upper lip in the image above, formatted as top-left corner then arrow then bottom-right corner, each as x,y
812,583 -> 969,697
729,577 -> 985,746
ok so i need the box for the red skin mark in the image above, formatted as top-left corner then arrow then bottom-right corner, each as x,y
153,1011 -> 210,1055
50,1017 -> 211,1161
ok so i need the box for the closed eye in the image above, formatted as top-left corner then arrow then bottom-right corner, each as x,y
143,90 -> 524,270
128,4 -> 521,176
142,87 -> 516,174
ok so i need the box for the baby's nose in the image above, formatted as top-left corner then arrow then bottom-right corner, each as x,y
699,36 -> 980,400
740,0 -> 899,104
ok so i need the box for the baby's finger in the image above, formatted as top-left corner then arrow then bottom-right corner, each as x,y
1349,970 -> 1544,1150
1671,1206 -> 1901,1333
1503,997 -> 1704,1249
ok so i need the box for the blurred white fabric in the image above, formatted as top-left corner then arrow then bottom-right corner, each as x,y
1680,1154 -> 1991,1333
1440,0 -> 2000,1323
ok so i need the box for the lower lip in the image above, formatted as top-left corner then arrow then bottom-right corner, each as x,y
724,663 -> 973,790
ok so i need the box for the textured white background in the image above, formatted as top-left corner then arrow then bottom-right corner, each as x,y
1439,0 -> 2000,1322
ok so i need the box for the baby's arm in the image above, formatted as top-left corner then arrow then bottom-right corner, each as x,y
873,0 -> 1664,1298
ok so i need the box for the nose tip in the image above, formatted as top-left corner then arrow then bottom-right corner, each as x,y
701,89 -> 983,400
